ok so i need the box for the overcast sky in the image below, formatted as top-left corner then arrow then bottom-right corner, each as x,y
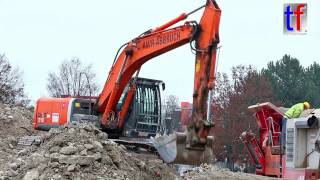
0,0 -> 319,104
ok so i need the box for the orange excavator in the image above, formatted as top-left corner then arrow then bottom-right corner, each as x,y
33,0 -> 221,165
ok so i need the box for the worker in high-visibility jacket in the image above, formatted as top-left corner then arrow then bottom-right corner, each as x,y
281,102 -> 311,149
284,102 -> 311,119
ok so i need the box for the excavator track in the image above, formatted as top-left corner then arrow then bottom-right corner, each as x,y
110,137 -> 157,152
110,137 -> 161,162
17,135 -> 42,149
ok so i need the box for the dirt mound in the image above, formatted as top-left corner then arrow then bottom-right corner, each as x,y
0,103 -> 276,180
1,123 -> 177,180
0,103 -> 36,138
0,103 -> 43,175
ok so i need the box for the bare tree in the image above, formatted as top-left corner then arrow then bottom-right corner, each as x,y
47,58 -> 99,97
165,95 -> 179,114
163,95 -> 180,133
0,54 -> 29,105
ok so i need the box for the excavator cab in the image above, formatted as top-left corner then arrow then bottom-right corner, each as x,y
119,77 -> 164,138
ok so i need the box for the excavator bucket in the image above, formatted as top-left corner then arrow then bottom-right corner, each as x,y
153,132 -> 214,165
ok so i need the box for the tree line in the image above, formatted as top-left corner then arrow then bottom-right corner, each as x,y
0,54 -> 29,106
263,55 -> 320,107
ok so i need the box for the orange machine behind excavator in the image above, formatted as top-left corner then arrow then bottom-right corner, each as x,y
33,0 -> 221,165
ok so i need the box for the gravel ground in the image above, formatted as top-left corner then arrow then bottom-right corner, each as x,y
182,164 -> 277,180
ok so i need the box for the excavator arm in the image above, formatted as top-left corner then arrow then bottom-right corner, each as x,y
97,0 -> 221,164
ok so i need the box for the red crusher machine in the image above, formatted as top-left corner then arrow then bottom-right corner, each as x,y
241,102 -> 320,180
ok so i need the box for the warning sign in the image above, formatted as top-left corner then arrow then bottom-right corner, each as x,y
52,113 -> 59,123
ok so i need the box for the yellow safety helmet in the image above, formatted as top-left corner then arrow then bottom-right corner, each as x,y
303,102 -> 310,109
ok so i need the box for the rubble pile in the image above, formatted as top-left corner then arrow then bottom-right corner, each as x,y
0,103 -> 39,173
1,123 -> 176,180
0,103 -> 35,138
0,103 -> 277,180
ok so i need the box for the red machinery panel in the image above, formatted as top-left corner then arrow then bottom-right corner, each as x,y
33,97 -> 71,130
181,102 -> 192,126
248,102 -> 284,148
285,168 -> 320,180
242,102 -> 285,177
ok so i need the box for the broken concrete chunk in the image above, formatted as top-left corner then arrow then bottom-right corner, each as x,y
101,155 -> 113,166
77,156 -> 95,166
92,141 -> 103,152
49,162 -> 59,168
23,169 -> 39,180
5,169 -> 17,177
80,149 -> 87,156
84,144 -> 94,150
60,146 -> 78,155
83,125 -> 92,132
49,146 -> 60,153
26,153 -> 46,169
49,153 -> 60,162
67,164 -> 76,172
98,132 -> 108,139
68,128 -> 76,134
93,152 -> 102,161
8,163 -> 18,171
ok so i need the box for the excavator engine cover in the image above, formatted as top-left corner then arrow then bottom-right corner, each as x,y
153,132 -> 214,165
